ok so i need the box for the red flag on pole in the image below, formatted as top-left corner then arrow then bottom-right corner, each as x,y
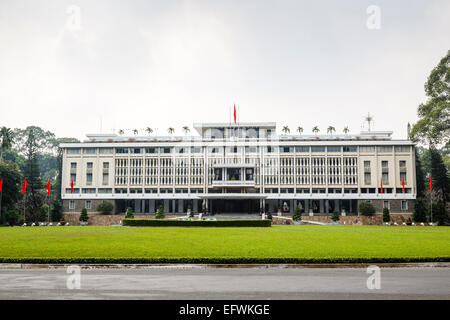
380,177 -> 383,194
46,180 -> 51,196
22,179 -> 28,195
402,176 -> 405,193
71,179 -> 74,194
430,176 -> 432,192
233,104 -> 236,124
0,178 -> 3,192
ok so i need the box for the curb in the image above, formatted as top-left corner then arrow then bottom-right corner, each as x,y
0,262 -> 449,270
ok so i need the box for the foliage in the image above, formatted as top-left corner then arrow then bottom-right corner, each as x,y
79,208 -> 89,222
415,147 -> 426,197
413,198 -> 428,222
97,201 -> 114,214
382,207 -> 390,223
0,161 -> 22,222
39,204 -> 49,222
331,211 -> 340,222
0,226 -> 449,264
430,147 -> 450,202
431,202 -> 449,225
292,205 -> 303,221
359,201 -> 376,216
410,50 -> 450,146
5,210 -> 19,225
125,207 -> 134,219
123,219 -> 272,227
266,211 -> 272,220
155,205 -> 165,219
51,199 -> 63,222
0,127 -> 15,161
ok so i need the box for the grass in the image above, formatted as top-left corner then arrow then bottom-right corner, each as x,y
0,225 -> 449,264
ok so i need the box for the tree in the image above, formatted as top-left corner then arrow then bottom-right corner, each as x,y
415,147 -> 426,198
312,126 -> 320,135
331,210 -> 340,222
327,126 -> 336,135
382,207 -> 390,223
413,197 -> 428,222
182,126 -> 190,135
133,129 -> 139,136
292,205 -> 303,221
410,50 -> 450,146
5,210 -> 19,226
0,161 -> 22,223
97,201 -> 113,214
168,128 -> 175,135
343,126 -> 349,134
155,204 -> 165,219
145,127 -> 153,135
0,127 -> 14,162
39,204 -> 49,222
359,201 -> 375,216
296,127 -> 303,135
430,147 -> 450,202
79,207 -> 89,222
125,207 -> 134,219
118,129 -> 125,136
282,126 -> 290,134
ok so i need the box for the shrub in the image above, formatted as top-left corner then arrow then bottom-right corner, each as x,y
79,208 -> 89,222
292,205 -> 303,221
39,204 -> 49,222
382,207 -> 390,222
155,205 -> 165,219
266,212 -> 272,220
331,210 -> 340,222
123,219 -> 272,227
125,207 -> 134,219
51,199 -> 63,222
413,198 -> 428,222
359,201 -> 375,216
97,201 -> 114,214
6,210 -> 19,226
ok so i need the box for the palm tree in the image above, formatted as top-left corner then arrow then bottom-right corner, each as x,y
145,127 -> 153,135
296,126 -> 303,135
133,129 -> 139,136
312,126 -> 320,135
0,127 -> 14,161
327,126 -> 336,135
168,127 -> 175,135
282,126 -> 290,135
118,129 -> 125,136
343,126 -> 350,134
182,126 -> 190,135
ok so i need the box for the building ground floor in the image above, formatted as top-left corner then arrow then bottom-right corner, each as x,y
63,198 -> 414,216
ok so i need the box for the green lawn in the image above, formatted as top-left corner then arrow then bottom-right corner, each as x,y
0,225 -> 449,264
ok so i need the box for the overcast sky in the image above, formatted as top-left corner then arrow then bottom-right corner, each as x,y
1,0 -> 449,140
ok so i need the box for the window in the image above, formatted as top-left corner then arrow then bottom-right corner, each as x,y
99,148 -> 113,154
364,172 -> 371,185
360,146 -> 375,152
311,146 -> 326,152
70,162 -> 77,169
208,147 -> 223,153
377,146 -> 392,153
86,173 -> 93,183
382,161 -> 388,168
130,148 -> 142,154
265,146 -> 278,153
364,161 -> 371,168
86,200 -> 91,209
67,148 -> 81,154
103,162 -> 109,169
382,172 -> 389,184
69,200 -> 75,210
327,146 -> 341,152
145,147 -> 158,154
191,147 -> 203,153
395,146 -> 410,152
400,172 -> 407,184
160,147 -> 172,154
226,146 -> 242,153
115,148 -> 128,154
295,146 -> 309,153
280,146 -> 294,153
83,148 -> 96,154
70,173 -> 76,183
401,200 -> 408,210
86,162 -> 93,169
343,146 -> 357,152
103,173 -> 109,185
245,168 -> 254,181
98,188 -> 112,193
399,160 -> 406,168
383,201 -> 389,209
82,188 -> 96,194
245,146 -> 259,153
175,147 -> 187,154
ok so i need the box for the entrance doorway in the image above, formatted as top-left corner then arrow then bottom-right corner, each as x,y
210,199 -> 259,214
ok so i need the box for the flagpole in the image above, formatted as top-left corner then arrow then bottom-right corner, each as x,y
23,193 -> 26,224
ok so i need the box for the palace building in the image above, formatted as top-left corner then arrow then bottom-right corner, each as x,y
60,122 -> 416,216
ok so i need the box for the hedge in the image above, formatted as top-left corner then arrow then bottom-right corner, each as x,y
0,256 -> 448,265
122,218 -> 272,227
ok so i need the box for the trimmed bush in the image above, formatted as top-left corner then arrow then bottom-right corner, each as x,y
6,210 -> 19,226
97,201 -> 114,214
331,211 -> 340,222
155,205 -> 165,219
79,208 -> 88,222
125,207 -> 134,219
292,205 -> 303,221
382,207 -> 390,223
359,201 -> 375,216
123,219 -> 272,227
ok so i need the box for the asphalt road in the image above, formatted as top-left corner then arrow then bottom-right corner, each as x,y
0,266 -> 449,300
